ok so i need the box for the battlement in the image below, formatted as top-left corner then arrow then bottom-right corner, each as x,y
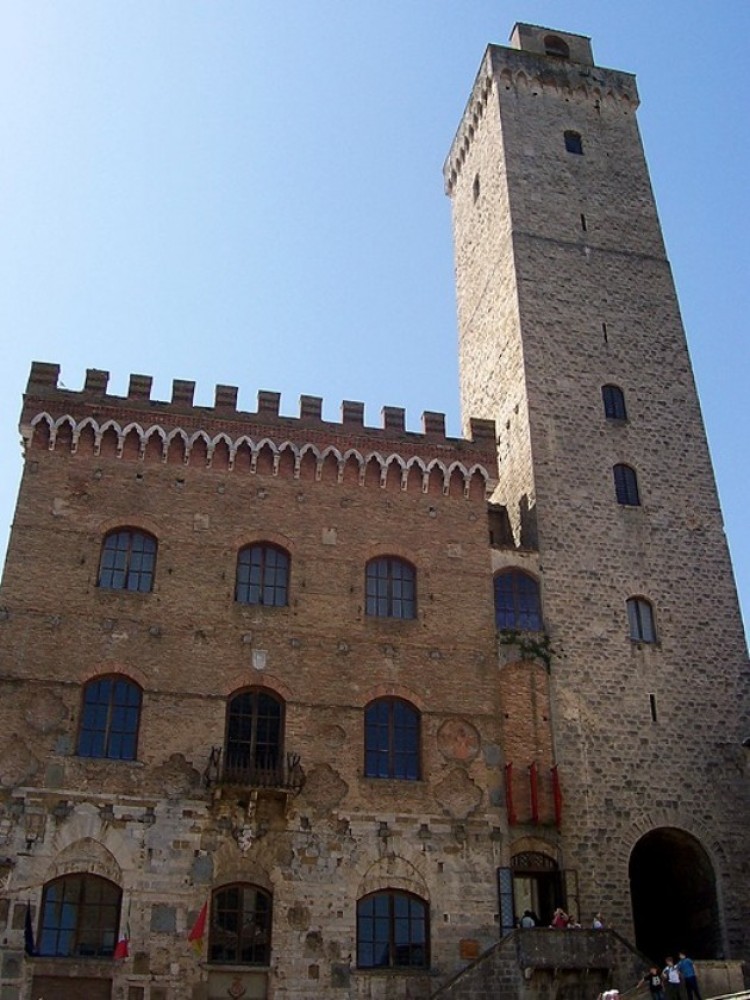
25,362 -> 495,445
21,362 -> 498,498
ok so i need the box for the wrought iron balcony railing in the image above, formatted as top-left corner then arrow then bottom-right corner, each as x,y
204,747 -> 305,794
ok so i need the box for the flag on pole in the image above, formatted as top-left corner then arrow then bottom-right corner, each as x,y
188,901 -> 208,953
114,899 -> 131,959
24,901 -> 35,956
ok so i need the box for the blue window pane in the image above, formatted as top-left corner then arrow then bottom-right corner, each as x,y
357,892 -> 428,970
365,558 -> 416,619
494,570 -> 542,630
77,676 -> 141,760
98,530 -> 156,592
236,545 -> 289,606
364,699 -> 420,780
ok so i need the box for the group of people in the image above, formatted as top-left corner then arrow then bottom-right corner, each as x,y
639,954 -> 702,1000
519,907 -> 606,930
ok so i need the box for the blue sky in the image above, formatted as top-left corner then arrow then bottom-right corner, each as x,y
0,2 -> 747,637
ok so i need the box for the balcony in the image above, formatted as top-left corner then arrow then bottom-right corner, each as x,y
203,748 -> 305,795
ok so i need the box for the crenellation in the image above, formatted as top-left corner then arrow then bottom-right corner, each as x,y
299,394 -> 323,421
170,379 -> 195,406
422,411 -> 446,436
257,389 -> 281,415
84,368 -> 109,394
21,364 -> 497,470
469,417 -> 496,443
128,373 -> 153,400
341,399 -> 364,425
382,405 -> 405,432
27,360 -> 61,391
214,383 -> 238,410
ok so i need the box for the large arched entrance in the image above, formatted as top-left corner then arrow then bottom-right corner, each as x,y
629,828 -> 721,960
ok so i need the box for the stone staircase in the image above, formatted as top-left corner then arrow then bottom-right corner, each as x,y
430,930 -> 746,1000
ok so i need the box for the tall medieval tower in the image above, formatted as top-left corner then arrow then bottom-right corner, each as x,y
446,24 -> 749,961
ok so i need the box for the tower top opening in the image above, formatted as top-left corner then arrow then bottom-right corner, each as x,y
509,23 -> 594,66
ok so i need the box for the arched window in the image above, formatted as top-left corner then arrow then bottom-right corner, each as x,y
209,883 -> 272,966
364,698 -> 420,780
77,675 -> 142,760
614,464 -> 640,506
602,384 -> 627,421
494,570 -> 542,630
235,543 -> 290,607
357,891 -> 429,969
39,874 -> 121,957
365,557 -> 416,619
564,130 -> 583,155
544,35 -> 570,59
225,689 -> 284,784
627,597 -> 656,643
98,528 -> 157,592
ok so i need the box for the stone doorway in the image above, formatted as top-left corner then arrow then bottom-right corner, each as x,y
629,827 -> 721,960
510,851 -> 564,927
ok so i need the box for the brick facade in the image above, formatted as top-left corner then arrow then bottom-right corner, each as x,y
0,21 -> 747,1000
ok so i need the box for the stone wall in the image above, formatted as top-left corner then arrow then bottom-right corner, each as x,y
448,24 -> 750,960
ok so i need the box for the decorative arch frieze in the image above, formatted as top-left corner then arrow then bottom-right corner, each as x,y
27,411 -> 492,498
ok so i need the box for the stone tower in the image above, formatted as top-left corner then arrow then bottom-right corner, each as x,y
445,24 -> 749,961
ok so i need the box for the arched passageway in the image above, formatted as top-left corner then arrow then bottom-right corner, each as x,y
629,828 -> 721,961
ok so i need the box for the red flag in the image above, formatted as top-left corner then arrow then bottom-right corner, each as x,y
113,932 -> 129,960
114,900 -> 131,959
188,901 -> 208,953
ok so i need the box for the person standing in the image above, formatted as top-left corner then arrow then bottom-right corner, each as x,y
677,952 -> 702,1000
592,912 -> 605,929
638,966 -> 666,1000
662,957 -> 681,1000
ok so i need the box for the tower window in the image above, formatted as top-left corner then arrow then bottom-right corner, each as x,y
613,464 -> 640,506
627,597 -> 656,643
472,173 -> 480,203
564,131 -> 583,155
494,569 -> 542,631
365,557 -> 416,619
544,35 -> 570,59
602,384 -> 627,421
